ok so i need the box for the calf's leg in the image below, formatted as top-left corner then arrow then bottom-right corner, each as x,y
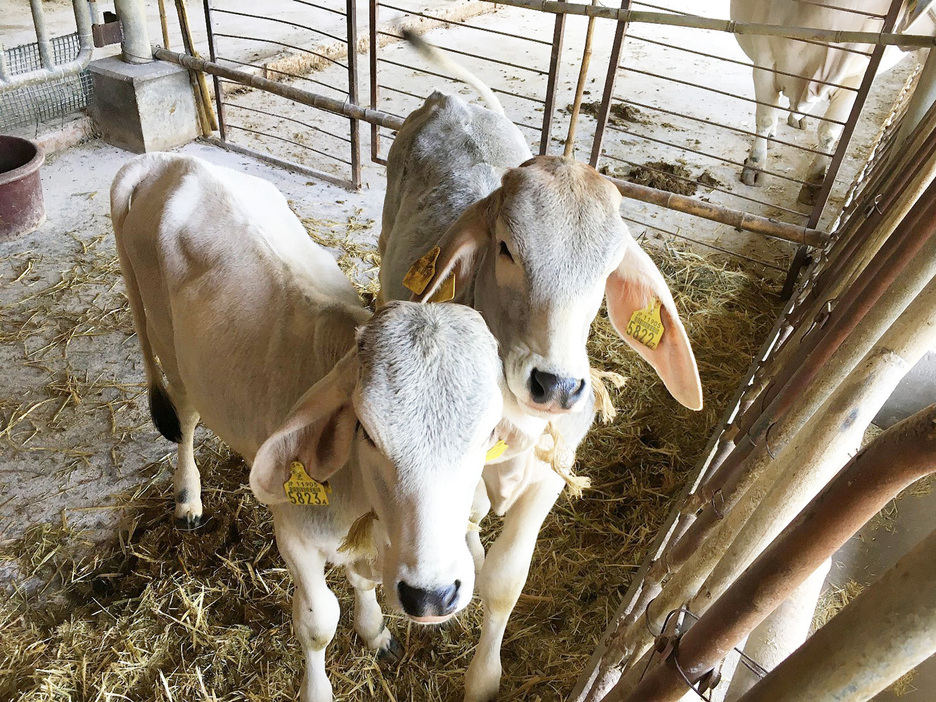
172,402 -> 203,529
346,568 -> 403,662
275,511 -> 339,702
799,84 -> 855,205
464,466 -> 565,702
468,478 -> 492,573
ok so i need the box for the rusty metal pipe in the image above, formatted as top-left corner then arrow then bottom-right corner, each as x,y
736,529 -> 936,702
612,403 -> 936,702
606,177 -> 827,247
154,48 -> 406,130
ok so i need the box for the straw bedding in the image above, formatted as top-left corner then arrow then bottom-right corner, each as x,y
0,209 -> 782,701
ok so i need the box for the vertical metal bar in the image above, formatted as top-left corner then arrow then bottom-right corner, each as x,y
369,0 -> 383,164
540,0 -> 567,155
589,0 -> 631,167
30,0 -> 56,69
203,0 -> 226,141
347,0 -> 362,188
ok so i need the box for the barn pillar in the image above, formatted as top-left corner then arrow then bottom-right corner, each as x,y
87,0 -> 198,152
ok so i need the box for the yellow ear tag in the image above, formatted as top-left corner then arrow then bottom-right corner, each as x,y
626,298 -> 665,350
403,246 -> 441,296
485,440 -> 509,462
427,273 -> 455,303
284,461 -> 332,506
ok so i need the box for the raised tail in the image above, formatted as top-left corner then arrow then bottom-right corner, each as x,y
402,28 -> 505,116
110,155 -> 183,443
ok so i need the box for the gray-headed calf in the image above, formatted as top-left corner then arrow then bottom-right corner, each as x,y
379,33 -> 703,701
112,153 -> 504,702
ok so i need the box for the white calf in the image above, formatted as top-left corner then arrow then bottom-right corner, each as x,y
732,0 -> 935,203
111,153 -> 505,701
379,33 -> 703,701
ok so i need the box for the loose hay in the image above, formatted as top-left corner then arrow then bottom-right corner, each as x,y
2,226 -> 785,700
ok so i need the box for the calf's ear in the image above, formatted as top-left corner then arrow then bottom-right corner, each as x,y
604,236 -> 703,411
409,194 -> 495,303
250,351 -> 359,505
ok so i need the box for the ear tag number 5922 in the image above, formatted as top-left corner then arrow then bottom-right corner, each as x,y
626,298 -> 665,350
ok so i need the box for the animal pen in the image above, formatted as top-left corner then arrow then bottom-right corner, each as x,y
3,0 -> 936,700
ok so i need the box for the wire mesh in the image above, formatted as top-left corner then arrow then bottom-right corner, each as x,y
0,33 -> 93,131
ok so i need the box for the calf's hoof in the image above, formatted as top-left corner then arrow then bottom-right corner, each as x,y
741,159 -> 762,187
174,512 -> 204,531
377,635 -> 405,665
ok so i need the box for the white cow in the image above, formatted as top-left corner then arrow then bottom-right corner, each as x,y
111,153 -> 506,701
733,0 -> 935,203
379,32 -> 703,701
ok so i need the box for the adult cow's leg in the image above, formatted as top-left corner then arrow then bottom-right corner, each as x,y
799,84 -> 855,205
346,567 -> 403,662
172,400 -> 203,529
275,509 -> 339,702
742,66 -> 781,186
464,465 -> 565,702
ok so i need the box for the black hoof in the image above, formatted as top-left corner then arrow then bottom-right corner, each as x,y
377,635 -> 404,665
174,514 -> 204,531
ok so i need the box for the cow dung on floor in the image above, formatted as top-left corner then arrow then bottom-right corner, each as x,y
0,214 -> 781,701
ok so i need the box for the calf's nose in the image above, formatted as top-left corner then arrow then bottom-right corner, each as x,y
529,369 -> 586,409
397,580 -> 461,620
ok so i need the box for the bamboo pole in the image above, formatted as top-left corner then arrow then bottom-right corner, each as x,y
174,0 -> 218,133
689,272 -> 936,615
157,0 -> 171,48
564,0 -> 599,159
606,213 -> 936,683
736,529 -> 936,702
610,402 -> 936,702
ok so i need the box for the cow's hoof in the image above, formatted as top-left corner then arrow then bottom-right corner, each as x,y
174,513 -> 204,531
741,160 -> 761,187
377,635 -> 404,665
788,113 -> 807,130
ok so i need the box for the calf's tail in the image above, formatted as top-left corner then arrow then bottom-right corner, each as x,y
402,28 -> 506,116
110,156 -> 183,443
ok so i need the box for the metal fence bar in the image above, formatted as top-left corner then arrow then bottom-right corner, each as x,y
590,0 -> 631,166
601,153 -> 810,219
619,65 -> 849,126
540,0 -> 566,154
479,0 -> 936,49
0,0 -> 93,93
347,0 -> 361,188
376,29 -> 548,74
381,3 -> 553,44
377,57 -> 547,104
156,48 -> 406,129
369,0 -> 384,164
221,100 -> 352,143
608,176 -> 827,247
212,8 -> 348,44
605,122 -> 816,186
213,33 -> 348,69
228,123 -> 353,164
203,0 -> 226,140
609,96 -> 831,156
291,0 -> 347,17
627,33 -> 862,93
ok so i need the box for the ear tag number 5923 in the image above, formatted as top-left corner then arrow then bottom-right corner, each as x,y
284,461 -> 331,506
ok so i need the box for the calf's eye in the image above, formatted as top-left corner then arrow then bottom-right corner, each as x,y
498,241 -> 514,263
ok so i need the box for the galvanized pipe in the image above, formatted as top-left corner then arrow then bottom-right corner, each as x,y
736,528 -> 936,702
30,0 -> 55,69
0,0 -> 93,93
480,0 -> 936,48
154,49 -> 406,130
611,402 -> 936,702
607,177 -> 827,247
114,0 -> 152,63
